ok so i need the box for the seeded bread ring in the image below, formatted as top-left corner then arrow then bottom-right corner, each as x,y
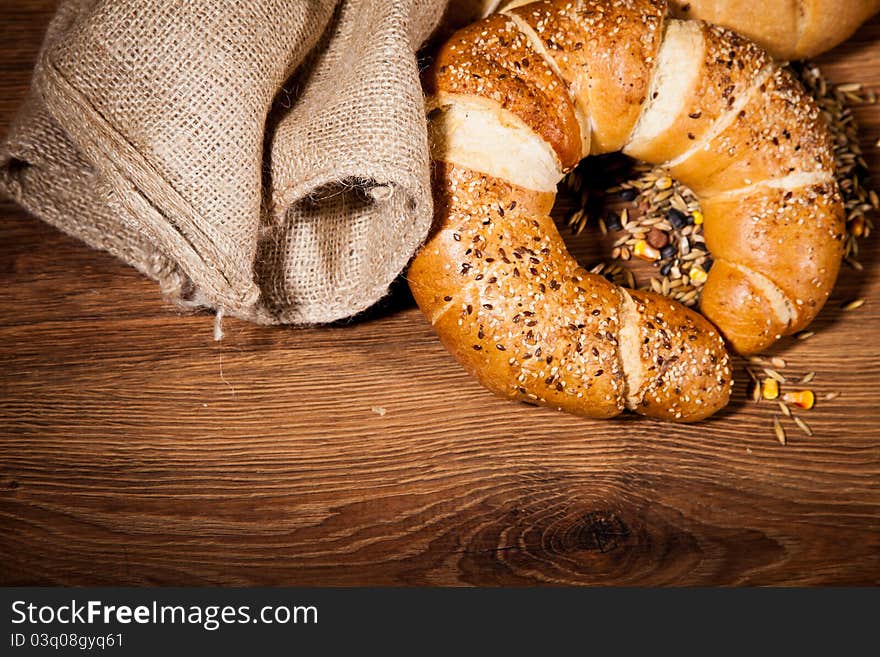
408,0 -> 844,421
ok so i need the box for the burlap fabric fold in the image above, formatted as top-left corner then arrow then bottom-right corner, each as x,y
0,0 -> 470,324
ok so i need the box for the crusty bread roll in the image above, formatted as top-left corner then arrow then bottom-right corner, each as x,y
668,0 -> 880,60
409,0 -> 844,421
408,163 -> 733,422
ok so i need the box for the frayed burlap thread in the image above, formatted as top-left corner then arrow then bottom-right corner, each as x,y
0,0 -> 449,324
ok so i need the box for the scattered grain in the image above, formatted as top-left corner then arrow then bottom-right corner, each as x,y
793,416 -> 813,437
783,390 -> 815,410
773,416 -> 786,446
770,357 -> 786,370
762,378 -> 780,400
764,368 -> 786,384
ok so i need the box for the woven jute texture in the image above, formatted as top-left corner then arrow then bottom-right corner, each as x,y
0,0 -> 459,324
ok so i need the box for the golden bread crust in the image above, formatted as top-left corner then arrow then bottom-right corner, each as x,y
627,290 -> 731,422
625,23 -> 770,164
669,0 -> 880,60
699,259 -> 790,355
409,0 -> 846,420
669,67 -> 835,195
410,163 -> 732,421
508,0 -> 666,154
428,13 -> 582,169
702,183 -> 845,334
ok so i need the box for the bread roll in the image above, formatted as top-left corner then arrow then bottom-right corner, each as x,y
408,0 -> 844,421
668,0 -> 880,60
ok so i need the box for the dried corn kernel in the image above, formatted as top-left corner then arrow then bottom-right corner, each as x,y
782,390 -> 815,410
688,266 -> 708,284
691,210 -> 704,225
848,216 -> 865,237
633,240 -> 661,261
762,378 -> 779,400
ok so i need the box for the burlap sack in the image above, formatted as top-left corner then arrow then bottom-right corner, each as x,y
0,0 -> 485,325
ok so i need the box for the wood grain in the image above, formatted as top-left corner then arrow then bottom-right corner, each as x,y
1,3 -> 878,586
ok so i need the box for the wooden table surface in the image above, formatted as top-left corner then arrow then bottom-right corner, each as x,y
1,3 -> 878,586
